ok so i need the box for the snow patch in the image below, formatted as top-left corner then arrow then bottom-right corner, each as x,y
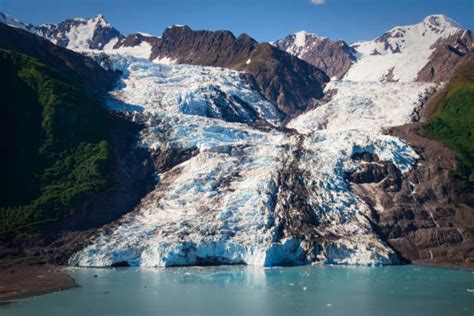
294,31 -> 307,47
153,56 -> 177,65
107,41 -> 152,59
65,18 -> 101,50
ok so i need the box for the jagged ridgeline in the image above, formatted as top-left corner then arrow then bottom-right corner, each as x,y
0,49 -> 113,233
426,58 -> 474,186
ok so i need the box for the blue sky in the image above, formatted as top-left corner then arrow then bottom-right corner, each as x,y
1,0 -> 472,43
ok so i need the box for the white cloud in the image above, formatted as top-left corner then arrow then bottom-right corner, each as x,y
311,0 -> 326,5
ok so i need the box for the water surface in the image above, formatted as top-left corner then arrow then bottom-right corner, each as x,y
1,265 -> 473,316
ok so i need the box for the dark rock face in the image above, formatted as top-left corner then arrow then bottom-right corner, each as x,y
36,15 -> 123,50
195,87 -> 262,124
272,136 -> 321,265
347,124 -> 474,268
345,152 -> 402,190
150,26 -> 254,66
417,30 -> 473,82
114,32 -> 160,52
149,26 -> 329,116
272,33 -> 356,79
374,30 -> 405,54
0,24 -> 118,93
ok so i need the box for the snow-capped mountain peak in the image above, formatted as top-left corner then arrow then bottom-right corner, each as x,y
36,14 -> 123,51
272,30 -> 354,79
422,14 -> 461,31
293,30 -> 325,47
91,14 -> 111,27
293,30 -> 307,46
345,14 -> 463,82
277,30 -> 326,52
365,14 -> 461,56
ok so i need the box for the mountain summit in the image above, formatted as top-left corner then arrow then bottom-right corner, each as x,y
35,14 -> 123,50
272,31 -> 355,79
422,14 -> 462,30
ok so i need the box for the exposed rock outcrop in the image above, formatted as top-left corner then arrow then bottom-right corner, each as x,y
346,124 -> 474,267
417,30 -> 473,82
114,32 -> 160,50
345,152 -> 403,190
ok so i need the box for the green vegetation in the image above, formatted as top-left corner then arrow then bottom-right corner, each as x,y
425,60 -> 474,186
0,49 -> 113,233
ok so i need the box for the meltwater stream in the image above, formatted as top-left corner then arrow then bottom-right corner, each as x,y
1,265 -> 473,316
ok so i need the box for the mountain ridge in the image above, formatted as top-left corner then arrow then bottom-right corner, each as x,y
273,14 -> 471,83
3,11 -> 470,85
0,12 -> 329,117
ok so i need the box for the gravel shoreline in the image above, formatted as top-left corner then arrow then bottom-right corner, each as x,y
0,264 -> 75,302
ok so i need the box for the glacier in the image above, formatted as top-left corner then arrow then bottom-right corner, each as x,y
69,55 -> 433,268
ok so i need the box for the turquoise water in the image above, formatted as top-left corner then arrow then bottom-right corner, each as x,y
1,265 -> 473,316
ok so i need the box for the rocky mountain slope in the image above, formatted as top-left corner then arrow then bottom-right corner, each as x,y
272,31 -> 356,79
0,11 -> 35,32
417,29 -> 473,82
350,59 -> 474,267
0,24 -> 153,244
